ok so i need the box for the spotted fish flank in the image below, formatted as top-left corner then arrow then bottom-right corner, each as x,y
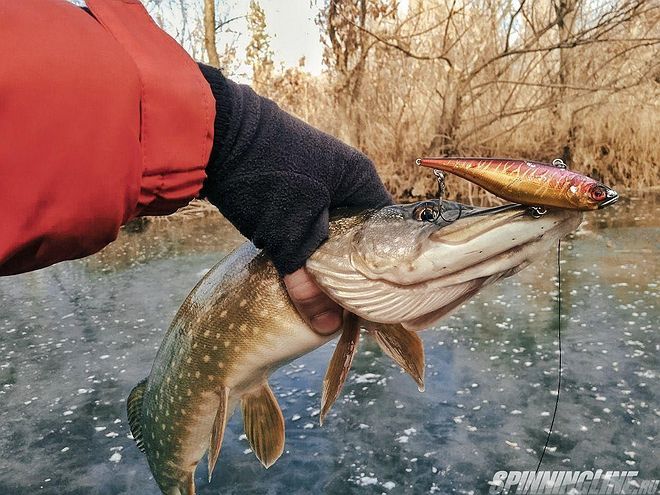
128,200 -> 583,494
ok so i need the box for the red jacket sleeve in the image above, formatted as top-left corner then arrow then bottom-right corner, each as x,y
0,0 -> 214,276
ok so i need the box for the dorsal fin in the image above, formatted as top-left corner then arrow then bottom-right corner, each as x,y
365,322 -> 426,392
320,312 -> 360,425
241,383 -> 285,468
126,378 -> 148,453
207,386 -> 230,481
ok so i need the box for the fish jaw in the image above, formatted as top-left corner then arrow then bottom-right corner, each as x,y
307,203 -> 583,326
408,206 -> 583,283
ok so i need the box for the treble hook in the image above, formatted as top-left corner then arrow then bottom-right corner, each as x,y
433,169 -> 446,204
552,158 -> 567,169
528,206 -> 548,218
529,158 -> 562,220
432,167 -> 462,223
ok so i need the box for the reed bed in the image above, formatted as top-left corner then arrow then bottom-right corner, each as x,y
144,0 -> 659,205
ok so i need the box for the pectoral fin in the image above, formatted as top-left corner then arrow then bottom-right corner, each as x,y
320,312 -> 360,425
207,386 -> 230,481
366,322 -> 426,392
241,383 -> 285,469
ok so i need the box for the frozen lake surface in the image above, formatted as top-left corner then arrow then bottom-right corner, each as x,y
1,196 -> 658,494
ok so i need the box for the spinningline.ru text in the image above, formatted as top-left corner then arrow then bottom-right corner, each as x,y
488,470 -> 659,494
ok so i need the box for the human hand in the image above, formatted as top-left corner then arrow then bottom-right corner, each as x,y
198,64 -> 392,334
284,268 -> 342,335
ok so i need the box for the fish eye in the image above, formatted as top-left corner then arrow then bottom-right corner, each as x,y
590,185 -> 608,202
413,203 -> 439,222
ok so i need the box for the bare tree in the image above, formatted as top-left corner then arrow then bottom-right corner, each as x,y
314,0 -> 659,197
204,0 -> 220,67
144,0 -> 659,197
317,1 -> 397,147
245,0 -> 274,92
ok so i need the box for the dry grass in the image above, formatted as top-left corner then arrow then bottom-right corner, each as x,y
264,73 -> 659,205
258,0 -> 659,204
146,0 -> 659,207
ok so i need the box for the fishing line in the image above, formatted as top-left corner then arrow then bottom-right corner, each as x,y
536,239 -> 562,472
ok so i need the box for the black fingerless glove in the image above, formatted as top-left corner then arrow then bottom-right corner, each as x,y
198,64 -> 392,275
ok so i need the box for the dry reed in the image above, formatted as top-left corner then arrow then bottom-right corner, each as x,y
258,0 -> 660,203
144,0 -> 659,205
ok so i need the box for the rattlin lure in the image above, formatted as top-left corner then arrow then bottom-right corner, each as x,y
418,157 -> 618,210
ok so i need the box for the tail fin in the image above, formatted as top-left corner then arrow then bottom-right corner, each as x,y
127,378 -> 148,453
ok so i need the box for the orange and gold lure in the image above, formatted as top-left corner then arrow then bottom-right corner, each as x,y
418,157 -> 618,210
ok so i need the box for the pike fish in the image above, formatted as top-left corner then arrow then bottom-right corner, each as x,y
127,200 -> 583,495
419,157 -> 618,210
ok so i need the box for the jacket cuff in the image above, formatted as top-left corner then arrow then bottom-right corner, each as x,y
197,64 -> 233,177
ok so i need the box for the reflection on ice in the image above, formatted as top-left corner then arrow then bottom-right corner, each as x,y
0,195 -> 658,494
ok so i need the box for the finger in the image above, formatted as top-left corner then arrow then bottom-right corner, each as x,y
284,268 -> 343,336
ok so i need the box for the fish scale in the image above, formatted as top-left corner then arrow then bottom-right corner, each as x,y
130,244 -> 330,494
127,201 -> 583,494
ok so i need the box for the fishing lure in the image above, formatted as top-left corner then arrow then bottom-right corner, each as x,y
417,157 -> 618,210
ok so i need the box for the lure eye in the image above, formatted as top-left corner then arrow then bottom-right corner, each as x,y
413,202 -> 439,222
590,185 -> 608,202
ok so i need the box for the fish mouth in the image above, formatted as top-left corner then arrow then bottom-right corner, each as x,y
354,203 -> 582,286
401,207 -> 581,331
308,202 -> 583,328
598,189 -> 619,208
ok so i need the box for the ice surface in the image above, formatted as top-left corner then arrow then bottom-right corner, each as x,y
0,198 -> 658,494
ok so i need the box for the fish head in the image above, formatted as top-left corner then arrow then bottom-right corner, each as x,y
307,201 -> 583,330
